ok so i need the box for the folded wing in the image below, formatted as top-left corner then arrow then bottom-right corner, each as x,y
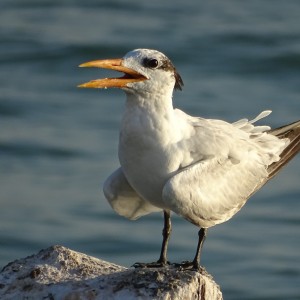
103,168 -> 162,220
162,156 -> 267,228
162,112 -> 299,228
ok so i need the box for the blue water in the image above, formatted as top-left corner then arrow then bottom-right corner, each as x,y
1,1 -> 299,299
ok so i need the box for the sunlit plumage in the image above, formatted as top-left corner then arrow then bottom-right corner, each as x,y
79,49 -> 300,269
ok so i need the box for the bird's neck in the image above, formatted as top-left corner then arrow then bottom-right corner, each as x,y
121,90 -> 176,142
124,89 -> 174,119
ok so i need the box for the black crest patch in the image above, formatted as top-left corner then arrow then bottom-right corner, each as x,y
174,70 -> 184,91
160,59 -> 184,91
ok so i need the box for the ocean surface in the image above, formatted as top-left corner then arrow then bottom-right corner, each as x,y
0,1 -> 299,299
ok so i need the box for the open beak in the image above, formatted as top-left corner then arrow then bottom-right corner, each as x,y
78,58 -> 147,88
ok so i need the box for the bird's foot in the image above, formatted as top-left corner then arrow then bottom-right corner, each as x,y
173,260 -> 201,271
132,260 -> 170,269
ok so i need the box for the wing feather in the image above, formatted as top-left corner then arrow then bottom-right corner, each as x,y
162,157 -> 267,228
162,112 -> 297,228
103,168 -> 161,220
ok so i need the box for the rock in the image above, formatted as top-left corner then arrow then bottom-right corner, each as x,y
0,245 -> 223,300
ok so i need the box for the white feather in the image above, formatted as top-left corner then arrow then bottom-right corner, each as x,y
101,49 -> 290,228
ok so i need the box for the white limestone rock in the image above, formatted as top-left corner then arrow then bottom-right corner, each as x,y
0,245 -> 223,299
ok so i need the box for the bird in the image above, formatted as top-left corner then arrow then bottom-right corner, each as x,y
78,48 -> 300,270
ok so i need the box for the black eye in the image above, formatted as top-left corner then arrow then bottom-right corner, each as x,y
144,58 -> 159,69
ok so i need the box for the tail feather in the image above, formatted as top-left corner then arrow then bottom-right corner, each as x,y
267,120 -> 300,180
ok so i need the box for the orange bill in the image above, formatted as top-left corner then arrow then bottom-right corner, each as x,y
78,58 -> 147,88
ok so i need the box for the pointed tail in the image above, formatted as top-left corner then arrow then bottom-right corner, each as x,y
267,120 -> 300,180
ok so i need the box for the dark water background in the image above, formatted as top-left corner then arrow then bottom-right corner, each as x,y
1,1 -> 299,299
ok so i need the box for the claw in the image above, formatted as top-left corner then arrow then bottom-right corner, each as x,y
132,261 -> 170,269
173,261 -> 201,271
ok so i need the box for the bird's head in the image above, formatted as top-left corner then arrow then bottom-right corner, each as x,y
78,49 -> 183,95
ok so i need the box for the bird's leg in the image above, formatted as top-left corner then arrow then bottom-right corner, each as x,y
157,210 -> 172,265
191,228 -> 207,269
133,210 -> 171,268
174,228 -> 207,271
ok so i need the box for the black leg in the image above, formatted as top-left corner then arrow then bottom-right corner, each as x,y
192,228 -> 207,269
157,210 -> 172,265
173,227 -> 207,271
133,210 -> 172,268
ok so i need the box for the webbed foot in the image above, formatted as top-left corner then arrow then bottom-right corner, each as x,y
173,260 -> 201,271
132,260 -> 170,269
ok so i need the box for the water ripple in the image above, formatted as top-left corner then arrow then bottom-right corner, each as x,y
0,141 -> 82,159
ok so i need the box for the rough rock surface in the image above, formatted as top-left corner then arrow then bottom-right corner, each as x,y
0,245 -> 223,299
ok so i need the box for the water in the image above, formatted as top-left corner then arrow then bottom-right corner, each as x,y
0,0 -> 299,299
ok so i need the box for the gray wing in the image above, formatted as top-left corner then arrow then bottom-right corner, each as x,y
103,167 -> 162,220
162,110 -> 291,228
162,156 -> 268,228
